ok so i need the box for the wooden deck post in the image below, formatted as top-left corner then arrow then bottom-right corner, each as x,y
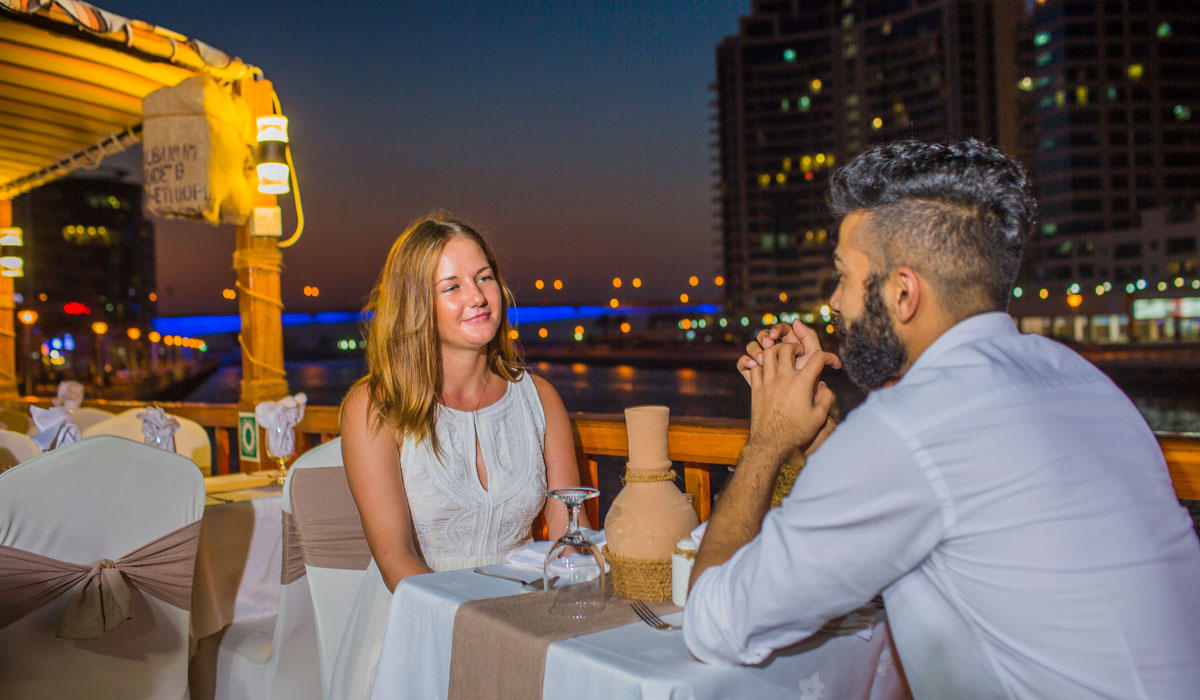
234,79 -> 288,408
0,200 -> 18,399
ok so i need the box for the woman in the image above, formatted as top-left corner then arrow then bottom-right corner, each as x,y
330,213 -> 583,698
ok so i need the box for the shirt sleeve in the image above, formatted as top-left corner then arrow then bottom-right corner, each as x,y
684,405 -> 948,665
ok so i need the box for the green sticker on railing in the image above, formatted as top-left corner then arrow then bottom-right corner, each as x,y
238,412 -> 259,463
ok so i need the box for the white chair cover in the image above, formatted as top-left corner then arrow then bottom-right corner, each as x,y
0,428 -> 40,470
0,435 -> 205,700
83,408 -> 212,476
208,439 -> 348,700
285,437 -> 375,693
73,407 -> 117,432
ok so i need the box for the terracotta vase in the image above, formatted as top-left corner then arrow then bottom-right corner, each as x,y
605,406 -> 699,560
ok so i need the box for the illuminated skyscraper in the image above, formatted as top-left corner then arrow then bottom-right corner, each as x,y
714,0 -> 1025,313
1021,0 -> 1200,290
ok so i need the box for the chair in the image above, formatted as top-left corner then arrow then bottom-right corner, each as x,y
0,428 -> 40,471
211,437 -> 369,699
83,407 -> 212,476
73,406 -> 116,432
0,436 -> 205,700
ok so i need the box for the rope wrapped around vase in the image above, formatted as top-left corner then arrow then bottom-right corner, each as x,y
605,468 -> 678,601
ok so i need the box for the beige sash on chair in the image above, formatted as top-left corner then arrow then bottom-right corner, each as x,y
281,467 -> 372,584
0,520 -> 202,639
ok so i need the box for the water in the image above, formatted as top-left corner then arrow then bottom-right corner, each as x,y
185,357 -> 1196,434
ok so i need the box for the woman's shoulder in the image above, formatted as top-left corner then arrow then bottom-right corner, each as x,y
341,382 -> 393,441
522,372 -> 566,416
341,381 -> 373,421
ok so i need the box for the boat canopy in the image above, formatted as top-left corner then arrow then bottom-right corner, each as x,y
0,0 -> 259,198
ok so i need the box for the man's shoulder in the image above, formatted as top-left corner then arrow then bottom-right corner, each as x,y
864,330 -> 1112,433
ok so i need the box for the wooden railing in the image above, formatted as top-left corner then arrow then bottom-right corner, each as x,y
12,399 -> 1200,521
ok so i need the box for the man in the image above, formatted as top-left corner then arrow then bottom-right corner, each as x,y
684,139 -> 1200,698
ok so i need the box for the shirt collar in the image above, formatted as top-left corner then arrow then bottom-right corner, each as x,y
901,311 -> 1018,379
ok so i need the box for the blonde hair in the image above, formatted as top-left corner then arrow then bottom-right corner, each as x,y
345,212 -> 523,452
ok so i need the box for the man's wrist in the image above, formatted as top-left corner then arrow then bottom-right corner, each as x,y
741,436 -> 791,473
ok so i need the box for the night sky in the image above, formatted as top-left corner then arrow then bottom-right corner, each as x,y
95,1 -> 748,316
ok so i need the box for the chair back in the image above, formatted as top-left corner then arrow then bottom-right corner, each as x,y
73,407 -> 116,432
83,407 -> 212,475
0,428 -> 40,470
283,437 -> 374,691
0,436 -> 205,700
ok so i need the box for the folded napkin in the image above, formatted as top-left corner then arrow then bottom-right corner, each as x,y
506,529 -> 608,578
30,406 -> 81,451
138,406 -> 180,452
53,381 -> 84,413
255,392 -> 307,460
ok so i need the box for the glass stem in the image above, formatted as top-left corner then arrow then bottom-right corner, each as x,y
566,502 -> 581,537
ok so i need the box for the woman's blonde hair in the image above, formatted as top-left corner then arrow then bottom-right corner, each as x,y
346,212 -> 523,452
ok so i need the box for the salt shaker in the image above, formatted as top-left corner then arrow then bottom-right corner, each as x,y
672,537 -> 697,607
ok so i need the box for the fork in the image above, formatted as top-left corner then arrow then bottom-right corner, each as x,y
631,600 -> 681,631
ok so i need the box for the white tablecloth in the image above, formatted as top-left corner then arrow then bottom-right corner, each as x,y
370,566 -> 907,700
192,486 -> 283,640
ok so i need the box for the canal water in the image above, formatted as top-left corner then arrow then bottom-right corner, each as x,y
186,356 -> 1199,433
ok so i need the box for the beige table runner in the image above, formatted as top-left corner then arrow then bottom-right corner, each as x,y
204,471 -> 282,495
448,592 -> 679,700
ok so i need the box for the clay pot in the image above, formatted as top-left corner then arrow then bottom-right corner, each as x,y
605,406 -> 699,559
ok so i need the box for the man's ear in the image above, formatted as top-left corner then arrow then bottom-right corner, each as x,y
892,266 -> 921,324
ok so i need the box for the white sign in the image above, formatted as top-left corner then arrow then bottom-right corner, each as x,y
251,206 -> 283,237
1132,297 -> 1200,320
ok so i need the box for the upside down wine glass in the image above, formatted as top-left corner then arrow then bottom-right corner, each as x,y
544,487 -> 606,618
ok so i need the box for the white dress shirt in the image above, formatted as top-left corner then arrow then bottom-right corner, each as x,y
685,312 -> 1200,699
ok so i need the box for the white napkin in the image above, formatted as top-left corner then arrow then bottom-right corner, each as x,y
255,392 -> 308,460
53,380 -> 84,413
506,528 -> 608,577
30,406 -> 81,451
138,406 -> 180,452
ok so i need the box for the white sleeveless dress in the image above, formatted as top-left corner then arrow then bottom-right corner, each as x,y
328,374 -> 548,699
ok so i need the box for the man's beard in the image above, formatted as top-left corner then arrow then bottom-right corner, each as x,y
834,274 -> 907,390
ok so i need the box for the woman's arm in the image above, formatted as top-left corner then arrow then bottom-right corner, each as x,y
531,374 -> 589,538
341,383 -> 433,591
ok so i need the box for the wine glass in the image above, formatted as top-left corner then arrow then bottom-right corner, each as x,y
544,487 -> 606,618
264,425 -> 293,484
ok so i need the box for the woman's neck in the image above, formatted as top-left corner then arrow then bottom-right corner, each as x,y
440,347 -> 492,409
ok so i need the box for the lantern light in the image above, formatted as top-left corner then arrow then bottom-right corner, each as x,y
91,321 -> 108,335
127,328 -> 142,340
256,116 -> 291,195
0,227 -> 22,246
0,256 -> 23,277
148,331 -> 162,343
17,310 -> 37,325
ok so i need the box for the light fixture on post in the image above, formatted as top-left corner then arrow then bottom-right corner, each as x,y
256,116 -> 290,195
0,226 -> 23,277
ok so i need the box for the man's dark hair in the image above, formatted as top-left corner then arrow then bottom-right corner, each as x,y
828,139 -> 1036,317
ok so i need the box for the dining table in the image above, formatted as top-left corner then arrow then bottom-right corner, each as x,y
370,562 -> 908,700
192,472 -> 286,641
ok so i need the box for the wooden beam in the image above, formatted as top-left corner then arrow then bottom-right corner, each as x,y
0,200 -> 17,399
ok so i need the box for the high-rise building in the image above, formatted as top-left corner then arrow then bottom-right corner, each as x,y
1020,1 -> 1200,291
714,0 -> 1025,313
12,169 -> 157,335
